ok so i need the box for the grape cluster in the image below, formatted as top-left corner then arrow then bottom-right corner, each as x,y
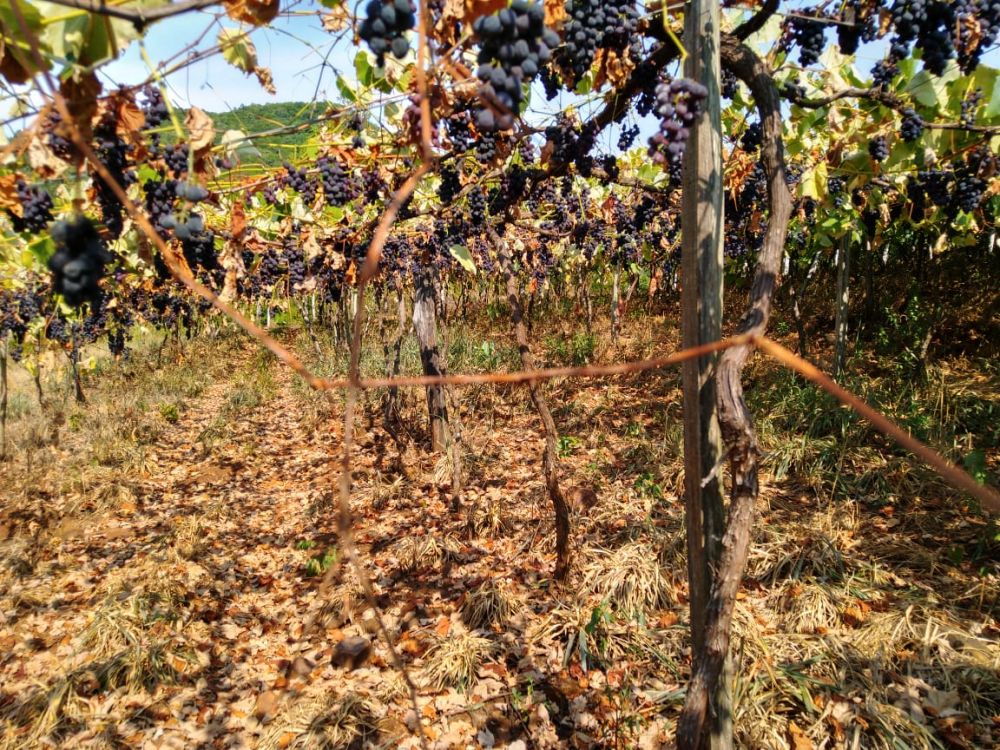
93,113 -> 134,239
164,143 -> 189,177
472,1 -> 558,131
318,156 -> 354,206
721,70 -> 739,100
917,168 -> 951,206
900,108 -> 924,141
179,224 -> 217,273
262,184 -> 278,205
827,176 -> 846,207
540,65 -> 561,100
438,165 -> 462,204
14,180 -> 54,233
282,162 -> 318,204
45,111 -> 76,161
48,216 -> 113,307
871,58 -> 899,88
144,177 -> 178,239
467,186 -> 487,226
790,15 -> 828,67
868,135 -> 889,162
475,131 -> 499,164
741,122 -> 762,151
557,0 -> 640,83
445,111 -> 474,152
285,237 -> 307,290
358,0 -> 416,67
618,124 -> 639,150
647,78 -> 709,166
961,88 -> 983,127
841,0 -> 879,54
142,86 -> 169,129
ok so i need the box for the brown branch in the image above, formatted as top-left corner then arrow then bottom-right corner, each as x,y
732,0 -> 780,41
36,0 -> 220,28
318,336 -> 754,390
786,87 -> 1000,134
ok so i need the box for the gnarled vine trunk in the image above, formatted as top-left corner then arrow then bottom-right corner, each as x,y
499,249 -> 570,580
678,37 -> 793,748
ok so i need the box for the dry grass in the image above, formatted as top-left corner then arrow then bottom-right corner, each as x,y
259,691 -> 380,750
393,534 -> 460,573
532,601 -> 662,671
461,579 -> 517,630
468,492 -> 509,537
421,628 -> 493,691
171,515 -> 206,560
582,541 -> 674,615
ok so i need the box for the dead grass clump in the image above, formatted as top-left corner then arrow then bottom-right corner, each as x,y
533,601 -> 659,670
260,692 -> 379,750
393,534 -> 460,573
171,516 -> 206,560
582,541 -> 673,615
355,472 -> 405,511
468,493 -> 509,538
76,584 -> 192,691
421,629 -> 493,691
0,671 -> 90,748
0,537 -> 38,582
771,580 -> 843,634
461,579 -> 517,630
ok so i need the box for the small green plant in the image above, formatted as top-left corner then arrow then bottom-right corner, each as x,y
624,421 -> 644,438
303,547 -> 337,577
633,472 -> 664,500
571,331 -> 596,365
557,435 -> 581,458
579,602 -> 613,672
295,539 -> 317,551
158,403 -> 179,423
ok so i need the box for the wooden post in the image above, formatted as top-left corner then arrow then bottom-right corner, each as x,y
412,269 -> 448,452
680,0 -> 730,747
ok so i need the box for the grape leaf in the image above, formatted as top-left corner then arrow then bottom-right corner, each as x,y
449,244 -> 476,274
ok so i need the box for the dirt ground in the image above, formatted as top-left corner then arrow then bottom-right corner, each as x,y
1,318 -> 998,749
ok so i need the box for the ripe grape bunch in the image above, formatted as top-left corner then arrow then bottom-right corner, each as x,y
557,0 -> 640,84
317,156 -> 355,206
789,13 -> 828,67
15,180 -> 54,234
282,162 -> 318,204
472,1 -> 559,131
647,78 -> 709,167
358,0 -> 416,67
868,135 -> 889,162
899,108 -> 924,142
48,216 -> 113,308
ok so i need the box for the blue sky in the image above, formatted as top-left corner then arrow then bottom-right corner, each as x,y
103,0 -> 353,112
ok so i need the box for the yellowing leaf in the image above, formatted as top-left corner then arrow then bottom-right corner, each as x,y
219,28 -> 258,73
223,0 -> 280,25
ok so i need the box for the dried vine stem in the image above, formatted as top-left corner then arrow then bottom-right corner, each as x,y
677,36 -> 793,748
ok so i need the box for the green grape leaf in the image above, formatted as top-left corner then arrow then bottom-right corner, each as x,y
337,74 -> 358,103
354,51 -> 373,87
449,244 -> 476,274
0,2 -> 51,83
985,74 -> 1000,118
219,28 -> 257,73
800,161 -> 827,200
